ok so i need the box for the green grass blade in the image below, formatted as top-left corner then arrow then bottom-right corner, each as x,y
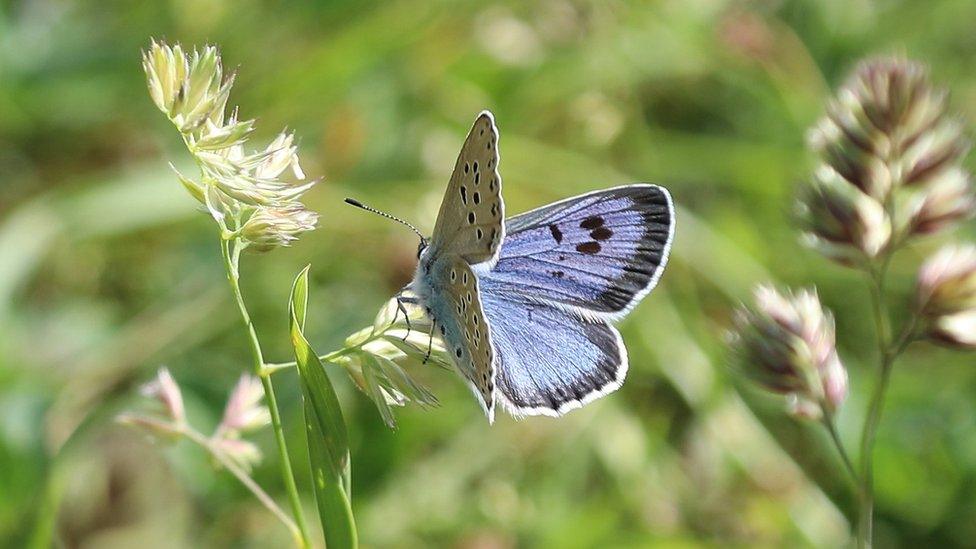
288,265 -> 357,548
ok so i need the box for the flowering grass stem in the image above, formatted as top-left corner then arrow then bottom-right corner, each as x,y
857,262 -> 920,549
731,55 -> 974,548
262,347 -> 364,376
820,406 -> 858,485
220,238 -> 311,548
181,427 -> 302,545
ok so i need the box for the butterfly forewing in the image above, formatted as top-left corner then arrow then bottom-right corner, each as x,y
490,185 -> 673,319
430,111 -> 505,266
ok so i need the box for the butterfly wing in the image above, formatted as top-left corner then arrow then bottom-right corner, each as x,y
478,280 -> 626,416
490,185 -> 674,320
417,111 -> 505,422
429,111 -> 506,266
476,184 -> 674,417
423,257 -> 497,421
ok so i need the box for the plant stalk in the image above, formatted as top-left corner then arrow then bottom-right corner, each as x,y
856,347 -> 894,549
261,326 -> 420,376
183,428 -> 303,546
262,347 -> 357,376
857,256 -> 917,549
821,406 -> 858,485
220,238 -> 311,549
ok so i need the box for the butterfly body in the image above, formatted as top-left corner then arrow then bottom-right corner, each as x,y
408,111 -> 674,422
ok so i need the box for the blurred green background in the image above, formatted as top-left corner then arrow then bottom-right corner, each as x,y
3,0 -> 976,547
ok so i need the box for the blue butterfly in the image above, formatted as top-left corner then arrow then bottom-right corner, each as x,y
352,111 -> 674,422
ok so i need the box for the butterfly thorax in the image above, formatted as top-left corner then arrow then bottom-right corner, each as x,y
407,246 -> 435,306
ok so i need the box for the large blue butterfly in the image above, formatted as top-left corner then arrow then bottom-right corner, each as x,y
407,111 -> 674,422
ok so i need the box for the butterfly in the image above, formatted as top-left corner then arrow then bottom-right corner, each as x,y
352,111 -> 674,423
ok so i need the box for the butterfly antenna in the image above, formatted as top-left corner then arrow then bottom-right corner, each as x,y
344,198 -> 427,243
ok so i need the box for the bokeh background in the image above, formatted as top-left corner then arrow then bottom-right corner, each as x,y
3,0 -> 976,547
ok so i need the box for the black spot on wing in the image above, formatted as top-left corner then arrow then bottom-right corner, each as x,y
580,216 -> 604,230
548,224 -> 563,243
592,186 -> 673,312
460,186 -> 467,204
576,241 -> 601,254
590,227 -> 612,241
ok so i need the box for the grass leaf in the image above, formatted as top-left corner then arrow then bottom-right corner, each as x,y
288,265 -> 357,548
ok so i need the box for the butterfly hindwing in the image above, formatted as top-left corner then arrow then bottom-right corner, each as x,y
430,111 -> 505,266
416,111 -> 503,422
489,185 -> 674,319
478,281 -> 626,416
424,257 -> 496,420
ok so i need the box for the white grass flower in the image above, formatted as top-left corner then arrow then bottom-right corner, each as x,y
916,243 -> 976,350
917,243 -> 976,316
805,56 -> 973,260
139,367 -> 186,426
730,285 -> 848,418
930,310 -> 976,349
144,41 -> 233,133
798,166 -> 891,265
143,39 -> 319,247
116,367 -> 186,439
219,375 -> 272,434
241,205 -> 319,252
902,167 -> 975,236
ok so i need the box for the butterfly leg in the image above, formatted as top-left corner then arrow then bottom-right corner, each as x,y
394,296 -> 412,342
394,287 -> 422,341
423,318 -> 435,365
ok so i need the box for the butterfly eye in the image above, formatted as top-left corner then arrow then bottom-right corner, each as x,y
417,239 -> 429,259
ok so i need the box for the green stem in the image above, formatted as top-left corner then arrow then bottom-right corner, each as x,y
857,354 -> 891,548
220,238 -> 311,549
261,331 -> 392,376
868,259 -> 893,355
263,350 -> 353,376
183,428 -> 302,545
857,258 -> 917,549
821,406 -> 858,485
